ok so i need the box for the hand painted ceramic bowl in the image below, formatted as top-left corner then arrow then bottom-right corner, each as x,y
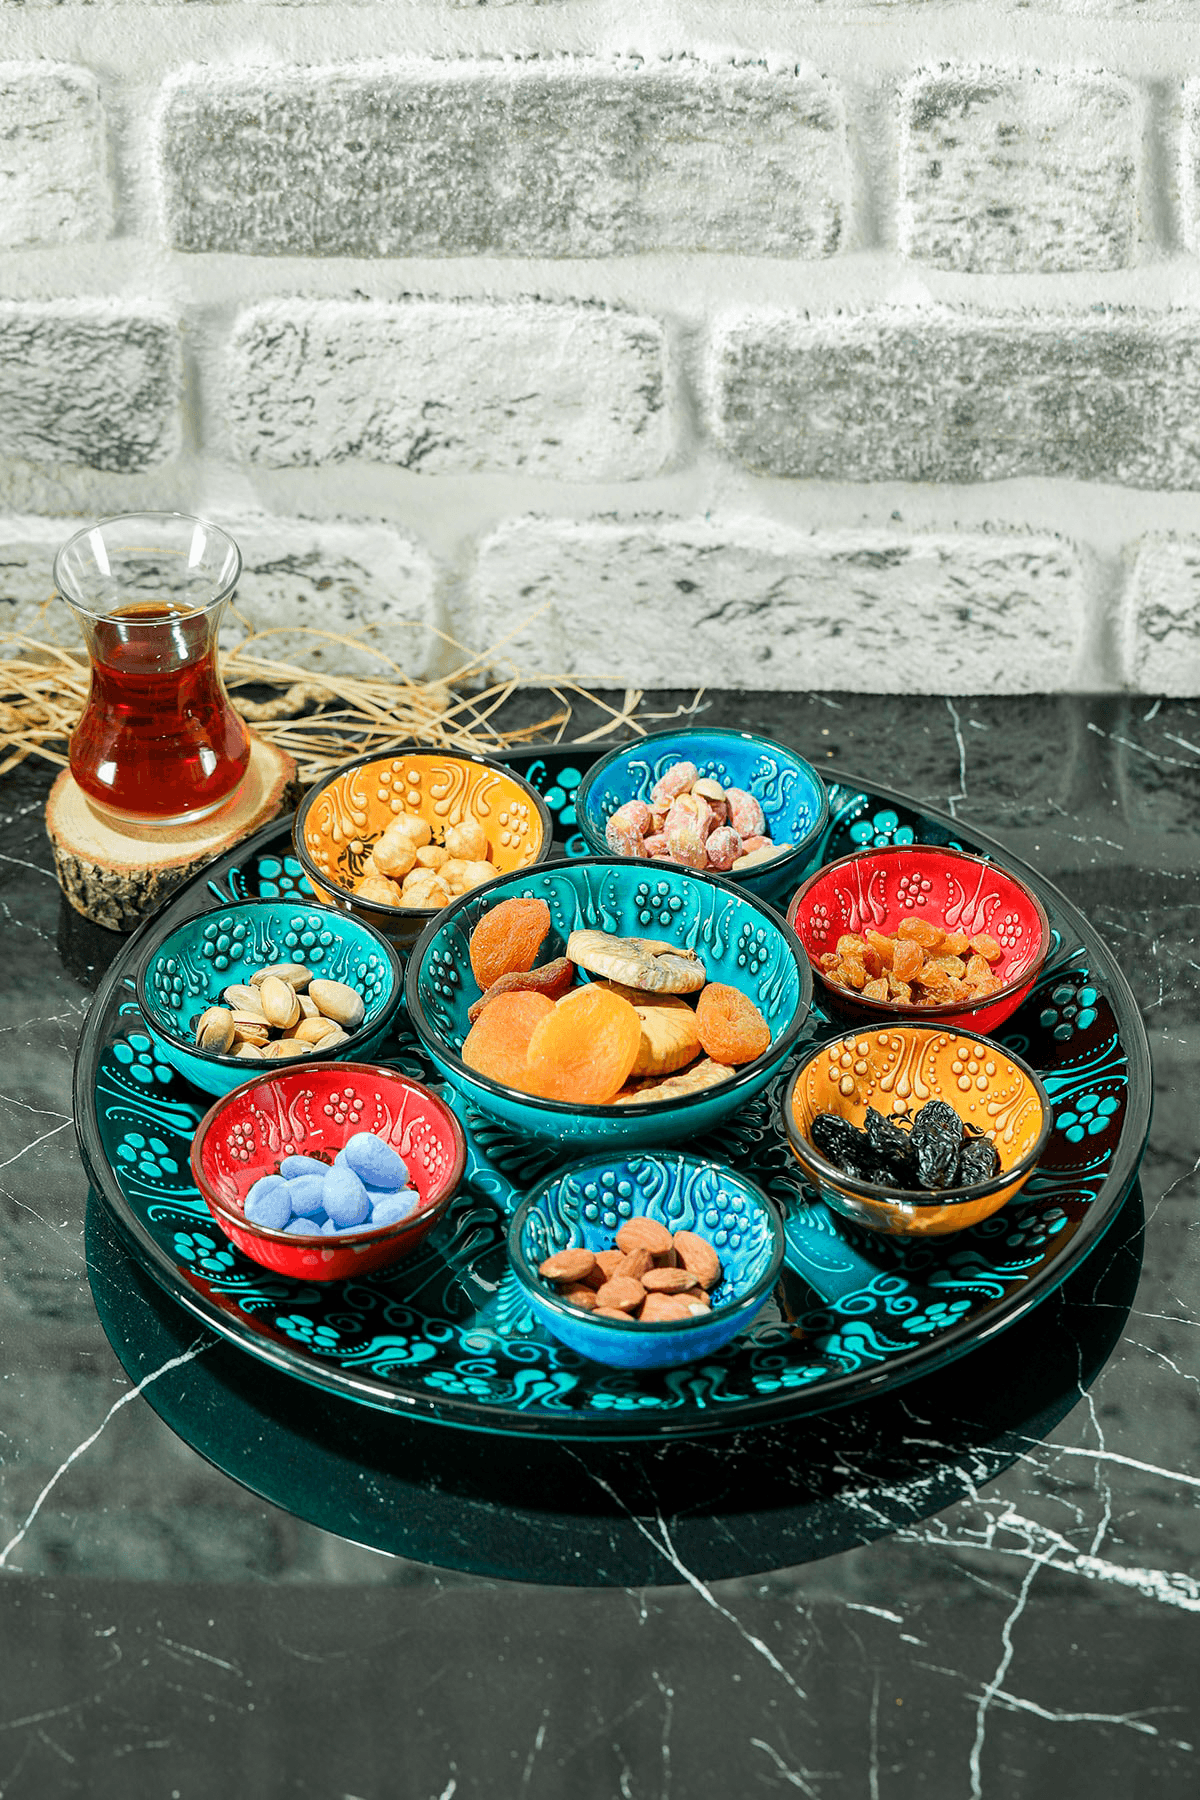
136,899 -> 403,1096
293,746 -> 555,951
190,1061 -> 467,1282
786,844 -> 1051,1035
575,726 -> 829,904
406,855 -> 812,1152
508,1151 -> 785,1369
781,1023 -> 1052,1237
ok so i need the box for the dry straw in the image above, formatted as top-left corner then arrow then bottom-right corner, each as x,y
0,603 -> 702,782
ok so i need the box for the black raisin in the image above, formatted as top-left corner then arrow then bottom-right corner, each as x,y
955,1134 -> 1001,1187
811,1112 -> 875,1181
863,1107 -> 919,1187
909,1099 -> 964,1191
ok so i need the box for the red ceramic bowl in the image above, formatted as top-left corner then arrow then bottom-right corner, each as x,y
190,1061 -> 466,1282
786,845 -> 1051,1035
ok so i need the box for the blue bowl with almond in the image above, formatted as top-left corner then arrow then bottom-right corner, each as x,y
508,1151 -> 785,1369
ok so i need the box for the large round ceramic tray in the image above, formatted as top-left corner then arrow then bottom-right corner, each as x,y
74,752 -> 1153,1440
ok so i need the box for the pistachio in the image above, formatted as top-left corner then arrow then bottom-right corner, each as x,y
308,979 -> 365,1030
251,963 -> 312,992
235,1042 -> 264,1060
261,1038 -> 312,1060
259,976 -> 301,1029
222,983 -> 265,1012
294,1015 -> 342,1046
195,1005 -> 235,1053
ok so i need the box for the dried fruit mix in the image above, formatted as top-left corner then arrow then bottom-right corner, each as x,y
818,918 -> 1005,1008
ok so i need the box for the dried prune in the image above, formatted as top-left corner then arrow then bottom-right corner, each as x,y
863,1107 -> 919,1186
811,1113 -> 876,1181
909,1100 -> 964,1190
955,1133 -> 1001,1186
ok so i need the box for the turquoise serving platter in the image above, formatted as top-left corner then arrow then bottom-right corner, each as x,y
74,752 -> 1153,1441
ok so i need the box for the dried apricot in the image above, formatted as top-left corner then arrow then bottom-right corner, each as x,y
461,991 -> 555,1087
523,986 -> 642,1104
694,983 -> 772,1066
466,957 -> 576,1022
469,897 -> 552,991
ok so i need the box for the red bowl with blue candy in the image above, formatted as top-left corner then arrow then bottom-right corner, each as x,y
190,1061 -> 466,1282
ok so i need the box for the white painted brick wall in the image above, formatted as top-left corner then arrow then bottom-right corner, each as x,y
898,67 -> 1137,272
226,300 -> 672,480
0,64 -> 111,249
0,8 -> 1198,694
0,302 -> 180,470
1122,539 -> 1200,695
710,308 -> 1200,489
158,59 -> 846,260
467,517 -> 1086,693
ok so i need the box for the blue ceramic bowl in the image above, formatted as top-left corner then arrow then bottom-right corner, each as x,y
575,727 -> 830,905
405,855 -> 812,1152
135,899 -> 403,1096
508,1151 -> 785,1370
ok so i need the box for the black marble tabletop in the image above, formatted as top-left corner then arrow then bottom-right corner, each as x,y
1,692 -> 1196,1799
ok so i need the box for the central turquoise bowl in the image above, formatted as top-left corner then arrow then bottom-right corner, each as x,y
405,855 -> 812,1152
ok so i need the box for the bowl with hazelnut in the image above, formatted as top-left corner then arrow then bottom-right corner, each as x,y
293,746 -> 554,951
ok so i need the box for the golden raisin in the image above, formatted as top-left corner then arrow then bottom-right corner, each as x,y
469,897 -> 552,991
694,984 -> 772,1066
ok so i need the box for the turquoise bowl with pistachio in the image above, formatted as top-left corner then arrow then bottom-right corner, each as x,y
405,855 -> 812,1152
135,899 -> 403,1095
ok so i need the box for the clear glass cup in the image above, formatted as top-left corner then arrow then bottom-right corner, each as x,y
54,512 -> 251,826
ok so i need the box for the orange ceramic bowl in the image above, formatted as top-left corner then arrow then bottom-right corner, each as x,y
293,747 -> 554,950
781,1023 -> 1051,1237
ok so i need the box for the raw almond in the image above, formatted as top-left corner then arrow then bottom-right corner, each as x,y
672,1229 -> 722,1290
560,1283 -> 599,1312
642,1265 -> 699,1294
539,1247 -> 597,1284
640,1292 -> 698,1322
615,1216 -> 673,1256
594,1276 -> 646,1313
613,1247 -> 653,1282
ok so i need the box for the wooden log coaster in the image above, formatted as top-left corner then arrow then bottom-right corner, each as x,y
45,732 -> 302,932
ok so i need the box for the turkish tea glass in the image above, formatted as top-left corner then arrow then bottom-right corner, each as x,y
54,512 -> 251,826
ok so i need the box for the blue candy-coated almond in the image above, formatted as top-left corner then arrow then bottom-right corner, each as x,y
322,1163 -> 370,1227
339,1131 -> 409,1190
245,1175 -> 292,1232
280,1154 -> 332,1180
282,1173 -> 328,1217
370,1190 -> 420,1228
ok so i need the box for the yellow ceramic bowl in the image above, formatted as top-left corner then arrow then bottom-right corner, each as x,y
781,1023 -> 1051,1237
293,748 -> 554,950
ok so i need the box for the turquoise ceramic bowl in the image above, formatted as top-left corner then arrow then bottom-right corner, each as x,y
508,1151 -> 785,1370
135,900 -> 403,1096
405,855 -> 812,1151
575,726 -> 830,905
